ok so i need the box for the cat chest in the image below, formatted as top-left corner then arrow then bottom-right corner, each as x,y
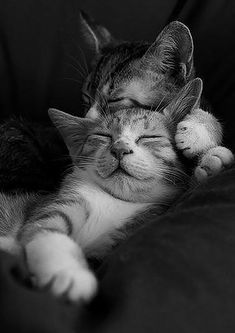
74,186 -> 149,250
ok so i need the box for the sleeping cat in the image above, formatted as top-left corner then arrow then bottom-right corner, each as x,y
0,78 -> 202,302
80,12 -> 234,179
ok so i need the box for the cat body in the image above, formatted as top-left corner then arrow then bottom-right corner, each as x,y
0,17 -> 233,303
0,167 -> 149,257
28,174 -> 151,257
0,79 -> 202,302
0,174 -> 150,300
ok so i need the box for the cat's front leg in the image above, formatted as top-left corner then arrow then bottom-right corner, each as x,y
175,108 -> 222,158
25,232 -> 97,302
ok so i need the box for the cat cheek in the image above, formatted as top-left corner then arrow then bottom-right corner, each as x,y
134,148 -> 154,165
83,138 -> 108,156
156,146 -> 177,162
82,145 -> 94,155
96,154 -> 118,178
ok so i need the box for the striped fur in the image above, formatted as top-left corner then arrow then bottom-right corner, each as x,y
80,14 -> 226,171
80,16 -> 195,120
0,79 -> 201,302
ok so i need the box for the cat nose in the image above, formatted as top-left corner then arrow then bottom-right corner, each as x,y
111,141 -> 133,159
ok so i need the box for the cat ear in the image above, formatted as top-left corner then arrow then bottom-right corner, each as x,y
164,78 -> 202,123
80,10 -> 115,53
48,108 -> 94,160
141,21 -> 194,79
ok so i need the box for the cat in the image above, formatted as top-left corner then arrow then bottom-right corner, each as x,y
0,78 -> 202,302
80,12 -> 234,179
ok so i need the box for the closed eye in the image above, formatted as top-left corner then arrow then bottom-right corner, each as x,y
108,97 -> 124,103
136,135 -> 164,143
108,97 -> 151,110
129,99 -> 152,109
92,133 -> 112,139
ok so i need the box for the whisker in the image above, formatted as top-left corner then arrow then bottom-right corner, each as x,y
71,38 -> 89,75
66,53 -> 87,78
86,92 -> 110,123
60,163 -> 75,177
65,62 -> 86,79
95,88 -> 110,123
63,77 -> 83,85
154,95 -> 167,112
157,166 -> 190,179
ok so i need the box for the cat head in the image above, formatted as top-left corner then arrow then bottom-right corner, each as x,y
49,78 -> 202,203
80,11 -> 194,120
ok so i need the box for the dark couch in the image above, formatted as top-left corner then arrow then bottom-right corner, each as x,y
1,0 -> 235,332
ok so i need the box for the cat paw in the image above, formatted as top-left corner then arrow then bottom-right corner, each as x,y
34,267 -> 98,303
175,119 -> 216,158
194,146 -> 234,182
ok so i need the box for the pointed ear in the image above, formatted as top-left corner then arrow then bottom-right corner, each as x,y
80,10 -> 115,53
141,21 -> 194,79
48,108 -> 94,160
164,78 -> 202,123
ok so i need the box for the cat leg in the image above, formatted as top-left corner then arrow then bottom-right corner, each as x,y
25,231 -> 97,302
175,108 -> 222,158
194,146 -> 234,182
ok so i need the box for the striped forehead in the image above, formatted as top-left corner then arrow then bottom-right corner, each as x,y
121,80 -> 154,103
104,111 -> 167,135
92,43 -> 149,86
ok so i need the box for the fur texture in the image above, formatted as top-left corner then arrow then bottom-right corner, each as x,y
0,18 -> 233,303
80,13 -> 234,179
0,79 -> 201,302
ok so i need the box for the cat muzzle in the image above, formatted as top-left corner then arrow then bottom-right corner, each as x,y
111,141 -> 133,160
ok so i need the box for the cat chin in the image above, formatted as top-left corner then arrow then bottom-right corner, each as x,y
92,171 -> 177,203
96,165 -> 154,182
100,180 -> 180,203
76,168 -> 180,203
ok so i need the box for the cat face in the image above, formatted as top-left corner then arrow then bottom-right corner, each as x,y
79,109 -> 182,202
80,12 -> 195,120
49,78 -> 202,203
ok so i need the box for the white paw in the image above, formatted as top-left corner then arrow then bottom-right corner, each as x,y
194,146 -> 234,182
175,119 -> 216,158
34,266 -> 98,303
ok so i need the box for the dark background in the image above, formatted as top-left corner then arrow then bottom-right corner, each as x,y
1,1 -> 235,332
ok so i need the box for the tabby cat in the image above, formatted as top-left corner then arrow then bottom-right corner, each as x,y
0,17 -> 233,304
0,78 -> 202,302
80,12 -> 234,179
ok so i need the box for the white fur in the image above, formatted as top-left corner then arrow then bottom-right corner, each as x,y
174,108 -> 234,181
0,236 -> 21,255
26,232 -> 97,302
71,182 -> 151,256
123,80 -> 152,104
175,115 -> 216,157
194,146 -> 234,181
102,82 -> 110,95
86,103 -> 99,119
25,181 -> 151,302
